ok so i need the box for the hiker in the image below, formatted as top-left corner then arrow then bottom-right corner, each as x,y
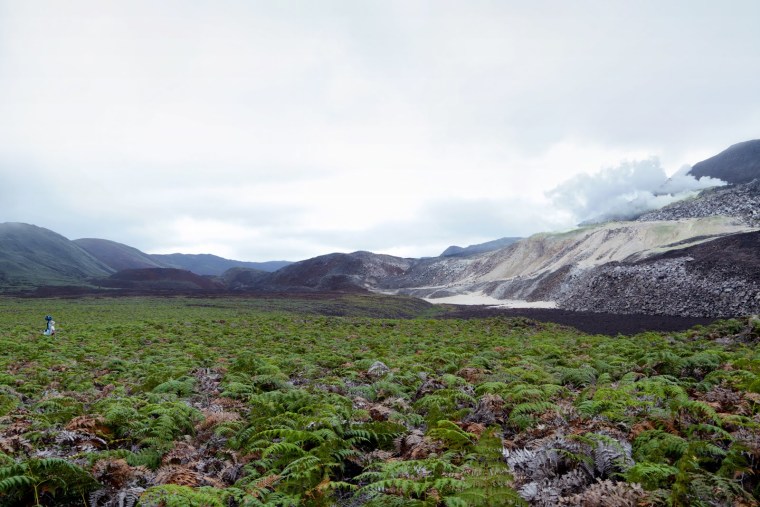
43,315 -> 56,336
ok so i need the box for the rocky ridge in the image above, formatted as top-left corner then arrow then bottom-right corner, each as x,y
384,217 -> 755,305
546,180 -> 760,317
557,253 -> 760,318
636,179 -> 760,226
687,139 -> 760,185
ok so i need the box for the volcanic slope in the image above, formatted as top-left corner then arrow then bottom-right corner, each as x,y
74,238 -> 166,271
687,139 -> 760,184
384,216 -> 755,302
637,177 -> 760,226
255,251 -> 413,292
98,267 -> 225,291
240,214 -> 757,319
76,238 -> 291,275
558,230 -> 760,317
440,236 -> 521,257
152,253 -> 291,275
0,223 -> 113,290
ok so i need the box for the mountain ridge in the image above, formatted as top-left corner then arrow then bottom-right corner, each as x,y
688,139 -> 760,185
2,140 -> 758,317
440,237 -> 522,257
73,238 -> 291,276
0,223 -> 114,290
151,252 -> 290,276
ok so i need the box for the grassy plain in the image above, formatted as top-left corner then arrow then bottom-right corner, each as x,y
0,295 -> 759,506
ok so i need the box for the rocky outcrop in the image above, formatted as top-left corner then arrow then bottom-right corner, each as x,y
253,251 -> 414,292
637,179 -> 760,227
558,231 -> 760,317
387,217 -> 754,303
440,236 -> 521,257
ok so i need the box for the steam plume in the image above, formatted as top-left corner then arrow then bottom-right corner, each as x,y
547,158 -> 726,225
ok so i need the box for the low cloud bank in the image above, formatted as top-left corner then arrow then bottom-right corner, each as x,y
547,158 -> 726,225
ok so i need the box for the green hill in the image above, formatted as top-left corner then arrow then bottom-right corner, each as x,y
74,238 -> 166,271
0,222 -> 114,291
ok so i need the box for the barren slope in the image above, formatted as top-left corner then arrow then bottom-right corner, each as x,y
558,230 -> 760,317
386,217 -> 755,302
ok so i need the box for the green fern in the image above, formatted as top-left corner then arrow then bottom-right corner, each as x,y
0,457 -> 98,506
0,392 -> 18,417
135,400 -> 201,455
355,421 -> 406,450
454,427 -> 526,506
138,484 -> 226,507
427,420 -> 475,450
556,365 -> 598,387
32,396 -> 84,424
508,399 -> 558,431
151,376 -> 196,397
633,430 -> 688,464
356,456 -> 467,505
624,461 -> 678,490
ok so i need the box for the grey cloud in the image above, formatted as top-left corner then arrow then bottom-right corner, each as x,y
1,1 -> 759,262
289,197 -> 561,259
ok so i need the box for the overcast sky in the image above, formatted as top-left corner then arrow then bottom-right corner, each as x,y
1,1 -> 758,261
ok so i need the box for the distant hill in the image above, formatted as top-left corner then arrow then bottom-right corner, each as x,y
152,253 -> 290,276
74,238 -> 290,276
0,227 -> 292,292
441,237 -> 521,257
250,251 -> 413,292
97,268 -> 224,291
74,238 -> 166,271
0,223 -> 113,290
2,139 -> 759,316
688,139 -> 760,184
220,267 -> 271,290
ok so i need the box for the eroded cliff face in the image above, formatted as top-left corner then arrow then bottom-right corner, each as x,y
556,231 -> 760,317
385,217 -> 756,309
379,176 -> 760,317
548,181 -> 760,317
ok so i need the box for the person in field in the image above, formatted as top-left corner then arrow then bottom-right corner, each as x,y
43,315 -> 56,336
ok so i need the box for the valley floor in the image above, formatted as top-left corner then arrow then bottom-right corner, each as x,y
0,296 -> 758,506
439,305 -> 719,336
423,292 -> 558,309
1,296 -> 758,506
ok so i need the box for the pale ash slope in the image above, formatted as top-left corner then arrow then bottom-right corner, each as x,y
384,216 -> 755,302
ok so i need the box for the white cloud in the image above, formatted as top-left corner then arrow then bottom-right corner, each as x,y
547,159 -> 727,224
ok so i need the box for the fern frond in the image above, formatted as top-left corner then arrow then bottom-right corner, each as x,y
625,461 -> 677,490
427,420 -> 474,450
262,441 -> 307,459
510,400 -> 557,416
139,484 -> 226,507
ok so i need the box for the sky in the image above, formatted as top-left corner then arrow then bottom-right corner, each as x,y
1,1 -> 758,261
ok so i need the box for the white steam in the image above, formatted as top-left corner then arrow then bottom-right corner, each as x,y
547,158 -> 726,224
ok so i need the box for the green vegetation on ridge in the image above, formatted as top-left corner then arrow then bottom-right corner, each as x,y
0,296 -> 758,506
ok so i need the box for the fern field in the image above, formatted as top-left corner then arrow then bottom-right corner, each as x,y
0,296 -> 759,506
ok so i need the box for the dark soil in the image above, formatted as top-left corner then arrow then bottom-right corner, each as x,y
7,286 -> 720,336
655,230 -> 760,282
439,305 -> 718,336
